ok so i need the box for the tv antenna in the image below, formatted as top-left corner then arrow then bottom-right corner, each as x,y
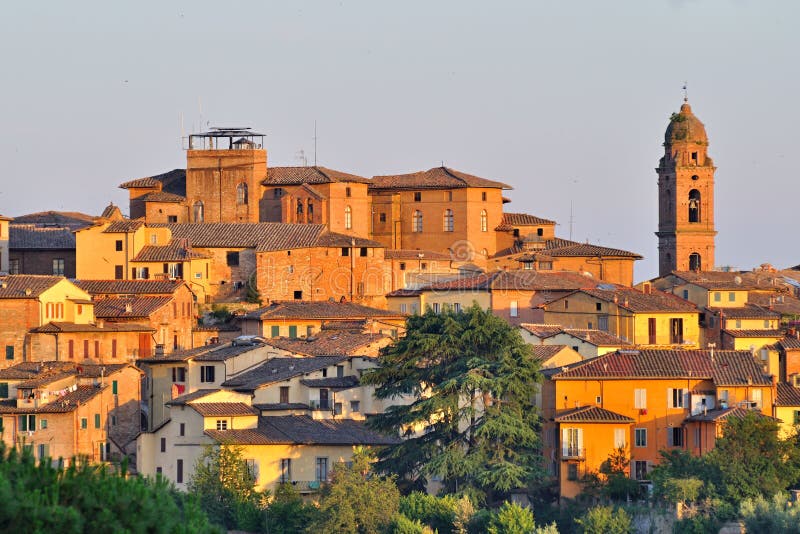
682,81 -> 688,102
569,200 -> 575,241
313,121 -> 318,166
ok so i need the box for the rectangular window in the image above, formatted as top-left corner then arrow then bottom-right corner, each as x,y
538,261 -> 553,270
270,325 -> 280,337
453,303 -> 461,313
216,420 -> 228,430
379,212 -> 386,223
669,388 -> 688,409
0,383 -> 7,398
648,318 -> 657,344
562,428 -> 583,457
280,386 -> 290,404
111,340 -> 117,358
432,303 -> 440,314
669,427 -> 684,447
200,365 -> 215,383
728,292 -> 735,302
280,458 -> 292,483
316,457 -> 328,482
306,325 -> 314,337
634,460 -> 648,480
176,459 -> 184,483
81,417 -> 88,430
334,402 -> 343,415
634,389 -> 647,409
94,413 -> 100,429
160,438 -> 166,452
683,289 -> 689,300
341,247 -> 349,257
510,301 -> 518,318
4,346 -> 13,361
52,258 -> 65,276
794,411 -> 800,425
83,340 -> 89,359
750,389 -> 763,409
293,290 -> 303,300
288,325 -> 298,338
172,367 -> 186,383
481,191 -> 487,201
360,247 -> 368,257
167,215 -> 178,223
115,240 -> 123,251
68,340 -> 74,359
399,303 -> 407,314
114,265 -> 123,279
9,259 -> 19,274
694,426 -> 701,447
94,340 -> 100,357
245,458 -> 258,480
40,418 -> 48,430
179,423 -> 185,436
350,400 -> 360,413
614,428 -> 627,449
111,415 -> 117,426
38,444 -> 50,459
634,428 -> 647,447
413,192 -> 421,202
598,316 -> 609,332
112,380 -> 118,395
670,318 -> 684,344
226,252 -> 240,267
714,292 -> 721,302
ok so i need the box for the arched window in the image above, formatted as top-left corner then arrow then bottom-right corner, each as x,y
412,210 -> 423,233
689,253 -> 702,271
443,209 -> 454,232
480,210 -> 488,232
665,189 -> 671,216
296,199 -> 304,215
307,200 -> 314,222
688,189 -> 701,223
345,206 -> 352,229
236,183 -> 248,205
192,201 -> 204,223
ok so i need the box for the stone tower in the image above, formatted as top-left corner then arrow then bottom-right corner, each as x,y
185,128 -> 267,224
656,100 -> 717,276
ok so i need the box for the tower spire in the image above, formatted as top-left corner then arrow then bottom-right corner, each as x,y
682,81 -> 688,102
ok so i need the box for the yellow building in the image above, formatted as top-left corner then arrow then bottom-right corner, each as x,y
542,286 -> 700,348
519,324 -> 633,359
775,382 -> 800,439
542,349 -> 776,500
0,214 -> 10,273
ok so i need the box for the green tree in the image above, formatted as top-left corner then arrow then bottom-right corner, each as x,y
574,506 -> 632,534
598,447 -> 640,502
263,483 -> 319,533
308,449 -> 400,534
740,493 -> 800,533
705,412 -> 800,504
363,304 -> 544,503
188,444 -> 265,530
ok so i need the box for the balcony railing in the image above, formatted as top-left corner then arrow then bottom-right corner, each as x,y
561,447 -> 586,460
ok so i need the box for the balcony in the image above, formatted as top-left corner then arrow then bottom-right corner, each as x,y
561,447 -> 586,460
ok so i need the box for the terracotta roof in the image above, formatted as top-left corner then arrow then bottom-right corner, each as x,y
244,301 -> 403,321
131,242 -> 210,262
103,220 -> 145,234
192,325 -> 241,333
706,306 -> 781,319
265,332 -> 389,357
75,279 -> 184,295
554,406 -> 635,423
531,345 -> 569,361
495,213 -> 556,231
494,238 -> 641,261
264,166 -> 370,185
0,362 -> 128,382
136,191 -> 186,203
150,223 -> 325,250
221,357 -> 346,391
665,102 -> 708,145
12,211 -> 95,230
165,389 -> 220,406
190,402 -> 259,417
519,324 -> 564,338
490,270 -> 601,291
777,383 -> 800,406
384,249 -> 452,261
571,287 -> 697,313
0,275 -> 63,299
721,329 -> 783,338
0,385 -> 105,414
140,343 -> 264,364
204,428 -> 281,445
554,349 -> 772,386
321,320 -> 368,331
684,407 -> 777,423
9,224 -> 75,249
562,329 -> 633,346
100,203 -> 122,219
300,376 -> 360,389
258,415 -> 398,445
119,169 -> 187,196
778,337 -> 800,350
311,232 -> 385,250
31,322 -> 154,333
669,271 -> 764,291
253,402 -> 310,411
748,293 -> 800,316
93,297 -> 172,318
385,289 -> 423,297
370,166 -> 510,190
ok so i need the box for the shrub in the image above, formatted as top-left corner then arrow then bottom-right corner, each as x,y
574,506 -> 632,534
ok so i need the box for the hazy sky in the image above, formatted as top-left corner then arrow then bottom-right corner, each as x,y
1,1 -> 798,281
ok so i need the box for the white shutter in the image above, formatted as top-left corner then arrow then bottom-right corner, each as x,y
683,389 -> 689,409
667,428 -> 673,447
667,388 -> 673,409
562,428 -> 569,456
614,428 -> 626,448
577,428 -> 584,455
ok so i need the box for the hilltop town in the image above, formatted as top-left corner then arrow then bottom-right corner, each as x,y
2,98 -> 800,520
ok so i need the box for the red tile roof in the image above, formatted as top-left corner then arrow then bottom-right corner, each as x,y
571,287 -> 697,313
12,211 -> 95,230
776,383 -> 800,406
721,329 -> 783,338
136,191 -> 186,203
495,212 -> 556,231
119,169 -> 187,196
370,166 -> 510,190
103,220 -> 145,233
0,275 -> 63,299
685,407 -> 777,422
0,385 -> 105,414
706,305 -> 781,319
75,279 -> 184,295
531,345 -> 570,361
264,166 -> 370,185
519,323 -> 564,338
554,406 -> 635,423
494,238 -> 642,260
554,349 -> 771,386
9,224 -> 75,249
244,301 -> 404,320
131,242 -> 210,262
384,249 -> 452,261
93,297 -> 172,318
562,329 -> 633,346
31,322 -> 154,333
778,337 -> 800,350
265,332 -> 389,357
190,402 -> 259,417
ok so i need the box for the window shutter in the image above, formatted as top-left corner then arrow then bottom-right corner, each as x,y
667,388 -> 672,408
562,428 -> 569,456
667,428 -> 673,447
683,389 -> 689,409
577,428 -> 584,454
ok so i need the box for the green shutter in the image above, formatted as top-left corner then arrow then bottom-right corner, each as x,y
112,380 -> 118,395
0,383 -> 8,399
18,415 -> 26,432
288,326 -> 297,338
5,346 -> 13,360
94,414 -> 101,429
271,325 -> 280,337
81,418 -> 87,429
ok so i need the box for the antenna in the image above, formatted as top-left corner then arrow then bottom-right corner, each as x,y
569,200 -> 574,241
682,81 -> 688,102
313,121 -> 318,166
198,96 -> 203,132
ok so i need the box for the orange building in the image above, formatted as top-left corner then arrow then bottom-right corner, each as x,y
542,349 -> 776,499
656,100 -> 717,275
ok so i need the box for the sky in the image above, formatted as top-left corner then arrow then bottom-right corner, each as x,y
1,0 -> 798,282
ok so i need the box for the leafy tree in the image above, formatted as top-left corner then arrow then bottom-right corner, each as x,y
263,483 -> 319,533
389,514 -> 436,534
705,412 -> 800,504
188,444 -> 266,530
0,443 -> 220,533
650,449 -> 711,503
740,493 -> 800,533
400,492 -> 458,533
308,449 -> 400,534
589,447 -> 640,502
246,272 -> 262,305
574,506 -> 632,534
363,304 -> 544,503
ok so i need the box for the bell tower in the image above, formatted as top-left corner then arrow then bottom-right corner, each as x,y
656,99 -> 717,276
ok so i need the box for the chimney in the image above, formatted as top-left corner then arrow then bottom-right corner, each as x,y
24,288 -> 32,296
96,319 -> 104,329
643,282 -> 652,295
125,303 -> 133,313
154,345 -> 165,357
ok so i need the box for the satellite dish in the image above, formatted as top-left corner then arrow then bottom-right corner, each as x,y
734,276 -> 742,285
